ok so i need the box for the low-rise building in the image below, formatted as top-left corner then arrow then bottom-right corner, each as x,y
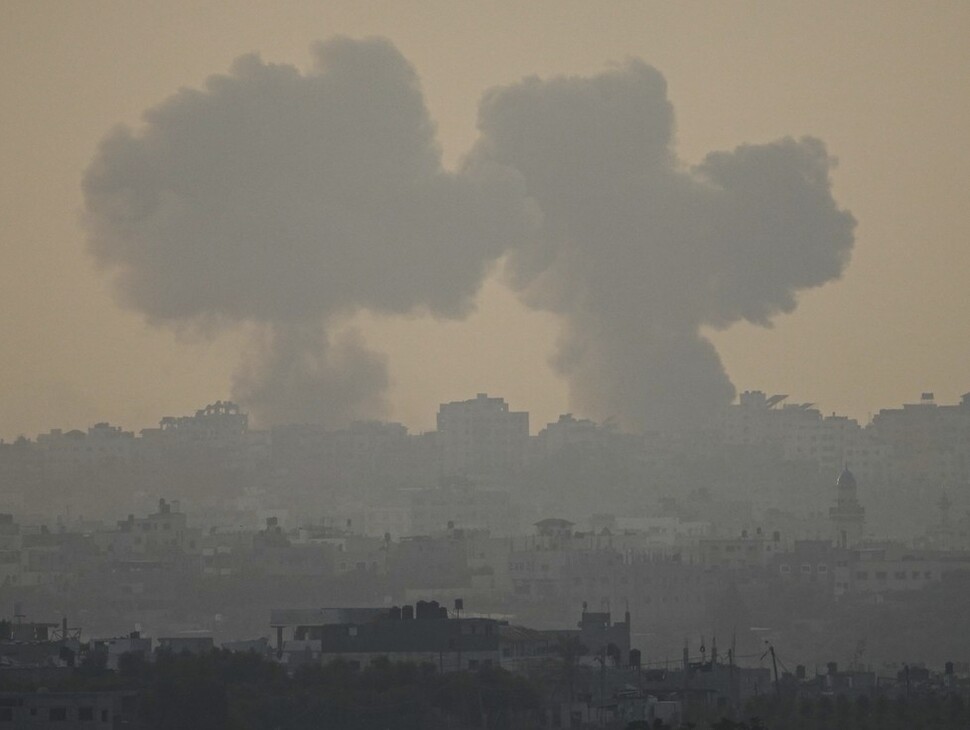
272,602 -> 500,673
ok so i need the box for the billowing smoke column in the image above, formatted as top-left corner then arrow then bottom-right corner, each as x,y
83,37 -> 533,427
84,39 -> 855,431
471,61 -> 856,430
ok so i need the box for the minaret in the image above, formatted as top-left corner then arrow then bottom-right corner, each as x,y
830,466 -> 865,548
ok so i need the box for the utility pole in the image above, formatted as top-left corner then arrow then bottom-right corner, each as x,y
731,630 -> 739,712
455,598 -> 463,672
765,642 -> 780,695
600,646 -> 606,727
683,639 -> 689,719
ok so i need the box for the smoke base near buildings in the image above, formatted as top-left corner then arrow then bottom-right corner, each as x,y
83,37 -> 854,431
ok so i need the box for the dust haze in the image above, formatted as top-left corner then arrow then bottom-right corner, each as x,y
3,21 -> 970,722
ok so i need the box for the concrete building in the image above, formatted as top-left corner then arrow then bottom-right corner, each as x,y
272,602 -> 501,673
157,636 -> 215,655
155,401 -> 248,447
0,514 -> 22,587
389,535 -> 471,590
92,632 -> 153,670
554,608 -> 632,664
536,413 -> 603,454
103,498 -> 199,559
436,393 -> 529,478
361,498 -> 411,539
715,391 -> 889,487
772,539 -> 846,596
698,528 -> 784,571
140,400 -> 256,469
846,545 -> 970,595
871,392 -> 970,489
716,390 -> 788,448
408,485 -> 518,537
35,422 -> 136,473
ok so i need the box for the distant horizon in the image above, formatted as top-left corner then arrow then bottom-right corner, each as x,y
4,385 -> 967,443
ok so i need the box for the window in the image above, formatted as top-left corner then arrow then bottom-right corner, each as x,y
894,571 -> 906,580
49,707 -> 67,721
856,571 -> 868,580
0,707 -> 12,722
817,564 -> 828,574
779,564 -> 791,574
78,707 -> 94,721
801,564 -> 812,574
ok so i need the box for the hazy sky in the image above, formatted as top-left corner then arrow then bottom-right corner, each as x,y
2,1 -> 968,438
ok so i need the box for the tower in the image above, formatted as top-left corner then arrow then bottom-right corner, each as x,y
830,466 -> 865,548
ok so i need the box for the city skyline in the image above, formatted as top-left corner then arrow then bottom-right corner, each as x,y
3,386 -> 969,441
5,6 -> 970,721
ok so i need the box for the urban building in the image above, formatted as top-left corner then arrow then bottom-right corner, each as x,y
272,602 -> 501,673
436,393 -> 529,477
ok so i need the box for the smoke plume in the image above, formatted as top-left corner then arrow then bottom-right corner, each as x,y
84,40 -> 855,431
83,37 -> 532,427
470,61 -> 856,430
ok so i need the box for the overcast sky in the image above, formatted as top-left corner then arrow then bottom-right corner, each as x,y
2,1 -> 968,437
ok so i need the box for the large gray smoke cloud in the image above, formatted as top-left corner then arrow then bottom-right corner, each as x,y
84,39 -> 855,430
83,37 -> 533,427
471,61 -> 856,430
